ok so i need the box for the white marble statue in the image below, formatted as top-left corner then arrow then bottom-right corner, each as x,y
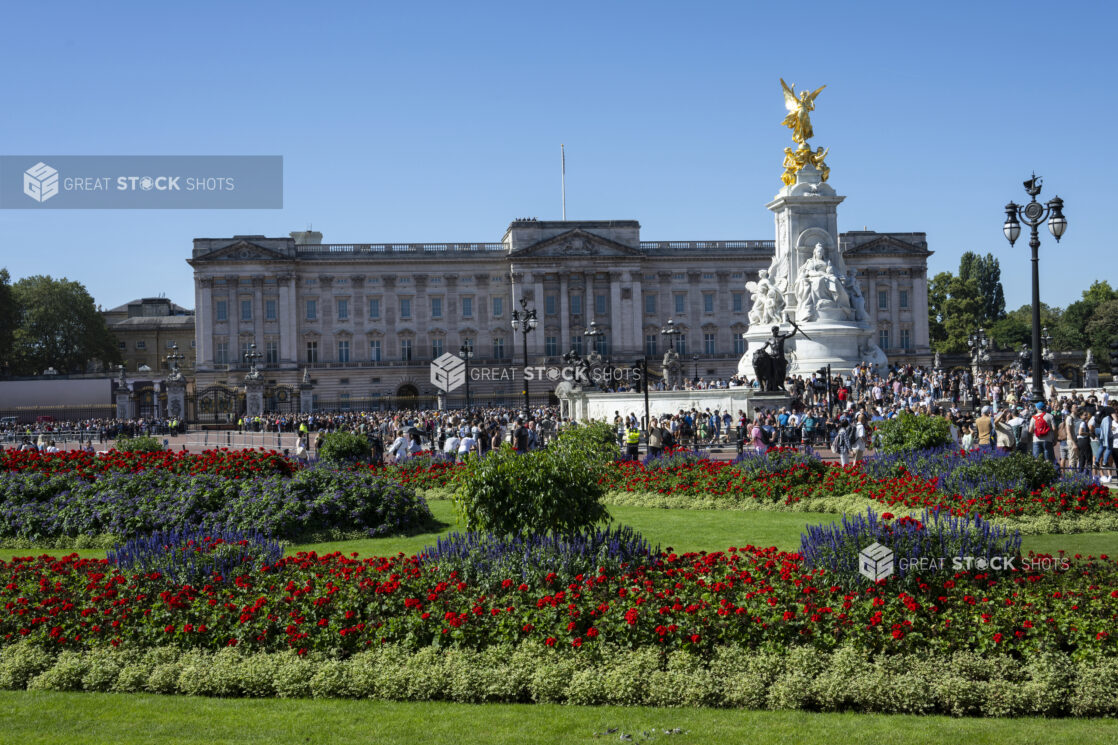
858,333 -> 888,368
746,269 -> 787,325
842,269 -> 867,322
794,243 -> 851,322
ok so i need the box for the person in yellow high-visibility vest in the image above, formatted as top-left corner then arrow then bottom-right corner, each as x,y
625,425 -> 641,461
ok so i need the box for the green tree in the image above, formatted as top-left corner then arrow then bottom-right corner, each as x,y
957,251 -> 1006,324
1085,299 -> 1118,359
1057,281 -> 1118,355
10,275 -> 121,375
932,276 -> 984,353
0,269 -> 17,372
927,271 -> 951,349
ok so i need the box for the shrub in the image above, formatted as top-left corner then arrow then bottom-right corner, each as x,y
0,465 -> 432,543
874,412 -> 952,454
452,444 -> 609,536
553,421 -> 620,465
800,507 -> 1022,586
113,435 -> 164,453
418,525 -> 658,590
107,527 -> 284,585
317,431 -> 372,464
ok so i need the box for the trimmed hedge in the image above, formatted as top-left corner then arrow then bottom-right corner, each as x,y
3,642 -> 1117,716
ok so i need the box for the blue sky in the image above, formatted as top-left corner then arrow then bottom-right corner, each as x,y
1,0 -> 1111,312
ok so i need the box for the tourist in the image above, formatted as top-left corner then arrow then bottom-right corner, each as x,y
831,419 -> 853,467
1028,402 -> 1057,465
975,406 -> 993,449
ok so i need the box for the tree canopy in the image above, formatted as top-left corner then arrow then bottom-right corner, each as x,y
4,274 -> 121,376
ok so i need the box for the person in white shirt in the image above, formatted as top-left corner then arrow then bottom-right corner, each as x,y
443,433 -> 460,460
388,434 -> 410,463
457,432 -> 478,461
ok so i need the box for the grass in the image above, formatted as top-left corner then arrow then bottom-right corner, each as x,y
3,691 -> 1118,745
3,498 -> 1118,560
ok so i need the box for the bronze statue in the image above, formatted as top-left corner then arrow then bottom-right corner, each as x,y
780,79 -> 825,145
752,324 -> 798,392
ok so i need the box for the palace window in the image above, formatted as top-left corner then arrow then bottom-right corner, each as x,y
674,293 -> 686,314
306,341 -> 318,363
265,299 -> 277,320
215,341 -> 228,364
570,295 -> 583,315
369,339 -> 382,362
401,339 -> 413,361
675,335 -> 687,355
400,298 -> 412,320
704,333 -> 716,355
879,329 -> 890,351
732,292 -> 744,313
136,340 -> 146,350
545,335 -> 558,356
899,290 -> 909,309
215,300 -> 227,322
265,340 -> 278,365
645,334 -> 658,357
431,337 -> 444,358
306,300 -> 317,320
368,298 -> 380,319
571,335 -> 584,355
493,338 -> 505,359
900,328 -> 911,350
595,293 -> 607,315
431,297 -> 443,319
337,340 -> 350,363
545,295 -> 557,315
703,293 -> 715,314
644,293 -> 656,315
734,335 -> 746,355
241,300 -> 252,321
877,290 -> 889,310
492,297 -> 503,317
337,299 -> 349,320
462,297 -> 473,318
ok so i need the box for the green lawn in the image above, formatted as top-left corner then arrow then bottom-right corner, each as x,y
3,499 -> 1118,561
3,691 -> 1117,745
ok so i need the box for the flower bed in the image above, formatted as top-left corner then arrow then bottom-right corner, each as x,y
2,544 -> 1114,662
0,449 -> 298,479
0,467 -> 432,545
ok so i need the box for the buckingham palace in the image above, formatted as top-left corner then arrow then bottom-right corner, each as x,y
188,219 -> 932,406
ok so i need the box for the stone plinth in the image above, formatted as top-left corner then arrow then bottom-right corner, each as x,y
165,378 -> 187,421
115,391 -> 132,419
558,387 -> 782,423
245,376 -> 265,417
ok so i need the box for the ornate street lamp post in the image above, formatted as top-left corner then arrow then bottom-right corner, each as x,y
511,298 -> 538,415
1003,174 -> 1067,401
458,342 -> 474,411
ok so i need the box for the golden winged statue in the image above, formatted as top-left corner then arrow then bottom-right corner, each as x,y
780,78 -> 826,144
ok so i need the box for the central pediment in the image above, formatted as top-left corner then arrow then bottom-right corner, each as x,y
509,228 -> 644,259
192,239 -> 292,263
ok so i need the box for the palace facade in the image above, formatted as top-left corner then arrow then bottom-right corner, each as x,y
189,220 -> 931,407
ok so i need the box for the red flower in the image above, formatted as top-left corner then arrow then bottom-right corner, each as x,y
545,637 -> 556,647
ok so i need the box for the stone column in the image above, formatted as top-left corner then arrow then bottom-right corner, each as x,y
445,274 -> 459,351
687,271 -> 702,354
252,277 -> 265,357
630,271 -> 643,357
228,276 -> 241,367
716,270 -> 731,354
279,273 -> 297,367
382,275 -> 397,359
533,274 -> 546,356
197,277 -> 214,368
912,269 -> 930,352
299,377 -> 314,413
890,272 -> 901,353
606,272 -> 622,355
414,274 -> 429,358
559,273 -> 570,352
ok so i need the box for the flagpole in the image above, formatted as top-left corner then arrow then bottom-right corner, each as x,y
561,143 -> 566,220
